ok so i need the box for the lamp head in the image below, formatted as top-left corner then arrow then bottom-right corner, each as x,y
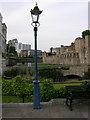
30,3 -> 43,23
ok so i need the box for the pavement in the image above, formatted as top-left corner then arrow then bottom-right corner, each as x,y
2,99 -> 89,119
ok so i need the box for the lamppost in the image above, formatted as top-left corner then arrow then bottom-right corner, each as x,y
30,3 -> 42,109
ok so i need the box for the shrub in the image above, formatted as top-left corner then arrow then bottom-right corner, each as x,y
54,87 -> 66,98
20,68 -> 26,75
24,83 -> 34,101
61,66 -> 69,70
11,76 -> 27,96
2,76 -> 34,101
38,68 -> 64,82
2,79 -> 14,95
40,79 -> 55,102
84,69 -> 90,79
28,68 -> 33,76
3,67 -> 19,77
82,30 -> 90,39
22,61 -> 25,65
11,76 -> 33,100
23,68 -> 26,75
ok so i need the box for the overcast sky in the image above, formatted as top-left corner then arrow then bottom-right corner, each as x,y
0,0 -> 89,52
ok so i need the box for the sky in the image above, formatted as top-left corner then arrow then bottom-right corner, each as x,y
0,0 -> 89,52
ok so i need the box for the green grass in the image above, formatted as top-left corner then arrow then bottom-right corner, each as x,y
53,82 -> 82,89
82,79 -> 90,82
18,63 -> 52,67
2,96 -> 22,103
64,79 -> 90,83
32,63 -> 52,66
2,96 -> 33,103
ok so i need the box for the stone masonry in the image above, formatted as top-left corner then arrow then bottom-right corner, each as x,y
43,35 -> 90,66
0,13 -> 7,75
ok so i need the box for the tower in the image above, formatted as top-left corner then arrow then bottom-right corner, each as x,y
0,13 -> 7,75
85,35 -> 90,65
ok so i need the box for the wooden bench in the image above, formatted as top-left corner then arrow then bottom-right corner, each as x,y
66,85 -> 88,111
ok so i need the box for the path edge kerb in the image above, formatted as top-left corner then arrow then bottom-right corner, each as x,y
2,98 -> 88,108
2,98 -> 66,108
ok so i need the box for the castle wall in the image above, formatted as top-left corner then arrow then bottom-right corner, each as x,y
43,35 -> 90,66
63,65 -> 88,77
56,48 -> 61,55
43,52 -> 80,65
75,37 -> 85,64
42,52 -> 57,64
85,35 -> 90,65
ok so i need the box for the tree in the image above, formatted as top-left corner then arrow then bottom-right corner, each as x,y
82,30 -> 90,39
11,75 -> 34,101
6,45 -> 18,57
40,79 -> 55,102
6,44 -> 9,53
9,46 -> 17,54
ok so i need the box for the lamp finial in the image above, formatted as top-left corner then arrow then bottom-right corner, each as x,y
35,2 -> 38,7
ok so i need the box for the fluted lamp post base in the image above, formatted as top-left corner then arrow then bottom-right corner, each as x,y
33,81 -> 40,109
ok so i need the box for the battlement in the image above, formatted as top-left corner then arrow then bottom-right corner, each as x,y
43,35 -> 90,66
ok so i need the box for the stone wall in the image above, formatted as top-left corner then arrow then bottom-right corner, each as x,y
85,35 -> 90,65
43,52 -> 80,65
0,13 -> 7,75
43,35 -> 90,66
75,37 -> 85,64
43,52 -> 57,64
62,65 -> 88,77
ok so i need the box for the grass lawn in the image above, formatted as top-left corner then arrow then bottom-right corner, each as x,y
53,82 -> 82,89
53,79 -> 90,89
32,63 -> 52,66
66,79 -> 90,82
18,63 -> 52,67
2,96 -> 22,103
2,96 -> 33,103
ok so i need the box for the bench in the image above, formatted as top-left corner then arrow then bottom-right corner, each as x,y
66,84 -> 88,111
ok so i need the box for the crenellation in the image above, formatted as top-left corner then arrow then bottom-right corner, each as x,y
43,35 -> 90,66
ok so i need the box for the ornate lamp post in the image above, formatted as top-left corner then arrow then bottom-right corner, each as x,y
30,3 -> 42,109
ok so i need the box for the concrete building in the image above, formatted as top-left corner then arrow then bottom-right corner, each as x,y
0,13 -> 7,75
43,35 -> 90,66
28,49 -> 42,57
8,39 -> 31,55
19,50 -> 28,57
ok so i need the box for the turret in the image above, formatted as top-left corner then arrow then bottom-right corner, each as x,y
85,35 -> 90,65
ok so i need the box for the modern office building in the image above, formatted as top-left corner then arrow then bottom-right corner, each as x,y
8,39 -> 31,55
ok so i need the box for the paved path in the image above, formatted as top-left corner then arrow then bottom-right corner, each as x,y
2,99 -> 89,119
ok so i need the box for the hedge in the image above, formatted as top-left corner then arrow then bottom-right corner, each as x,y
38,67 -> 64,82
